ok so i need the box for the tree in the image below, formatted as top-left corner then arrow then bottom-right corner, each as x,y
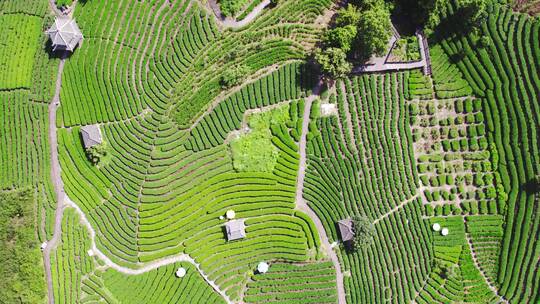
423,0 -> 487,31
315,47 -> 352,79
86,142 -> 109,166
351,215 -> 375,251
220,65 -> 250,89
335,4 -> 361,26
0,190 -> 46,303
324,25 -> 357,52
351,0 -> 381,11
457,0 -> 487,27
357,2 -> 392,57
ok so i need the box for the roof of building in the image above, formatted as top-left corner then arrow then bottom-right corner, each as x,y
46,17 -> 83,51
338,218 -> 355,242
80,125 -> 103,149
225,219 -> 246,241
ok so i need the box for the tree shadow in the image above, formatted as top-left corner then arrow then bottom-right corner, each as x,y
299,59 -> 321,92
430,5 -> 484,45
522,178 -> 540,194
391,1 -> 424,36
44,39 -> 70,60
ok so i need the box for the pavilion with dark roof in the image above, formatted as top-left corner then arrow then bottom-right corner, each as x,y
80,125 -> 102,149
337,218 -> 355,242
46,17 -> 83,52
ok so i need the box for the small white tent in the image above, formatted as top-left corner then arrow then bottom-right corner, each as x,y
441,228 -> 449,236
176,267 -> 186,278
257,262 -> 269,274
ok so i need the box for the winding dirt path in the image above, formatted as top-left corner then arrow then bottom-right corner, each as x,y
207,0 -> 271,28
43,56 -> 66,304
63,198 -> 233,303
42,25 -> 232,304
295,79 -> 347,304
43,59 -> 233,304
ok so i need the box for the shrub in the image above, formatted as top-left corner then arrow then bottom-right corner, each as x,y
221,65 -> 250,89
85,142 -> 109,166
351,216 -> 375,250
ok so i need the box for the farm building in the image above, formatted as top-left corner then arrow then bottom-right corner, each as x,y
225,219 -> 245,241
46,17 -> 83,52
80,125 -> 103,149
337,218 -> 355,242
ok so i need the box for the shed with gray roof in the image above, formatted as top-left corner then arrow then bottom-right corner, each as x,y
80,125 -> 102,149
225,219 -> 246,241
337,218 -> 355,242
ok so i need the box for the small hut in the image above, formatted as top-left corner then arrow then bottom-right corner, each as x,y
80,125 -> 102,149
46,17 -> 83,52
225,219 -> 245,241
337,218 -> 355,242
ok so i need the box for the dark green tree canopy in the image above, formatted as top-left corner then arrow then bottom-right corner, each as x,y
315,47 -> 352,79
351,215 -> 375,251
357,1 -> 392,57
220,65 -> 250,89
335,4 -> 361,26
86,142 -> 109,166
324,25 -> 357,52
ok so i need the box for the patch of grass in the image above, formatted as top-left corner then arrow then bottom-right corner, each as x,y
0,189 -> 46,303
230,106 -> 289,172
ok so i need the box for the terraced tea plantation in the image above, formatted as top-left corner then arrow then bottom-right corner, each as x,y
1,0 -> 539,303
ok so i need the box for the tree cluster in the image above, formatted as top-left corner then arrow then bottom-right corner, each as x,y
351,215 -> 376,251
397,0 -> 488,32
86,142 -> 109,166
220,64 -> 250,89
315,0 -> 392,79
0,190 -> 46,303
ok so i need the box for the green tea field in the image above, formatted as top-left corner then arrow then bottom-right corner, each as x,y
0,0 -> 538,303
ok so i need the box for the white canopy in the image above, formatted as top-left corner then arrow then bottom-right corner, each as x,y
226,209 -> 236,219
176,267 -> 186,278
257,262 -> 269,274
432,223 -> 441,232
441,228 -> 449,236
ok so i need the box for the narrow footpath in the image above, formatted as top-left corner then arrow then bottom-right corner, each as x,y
43,57 -> 66,304
352,30 -> 430,74
373,194 -> 419,225
295,79 -> 347,304
463,217 -> 508,304
43,58 -> 233,304
207,0 -> 271,28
